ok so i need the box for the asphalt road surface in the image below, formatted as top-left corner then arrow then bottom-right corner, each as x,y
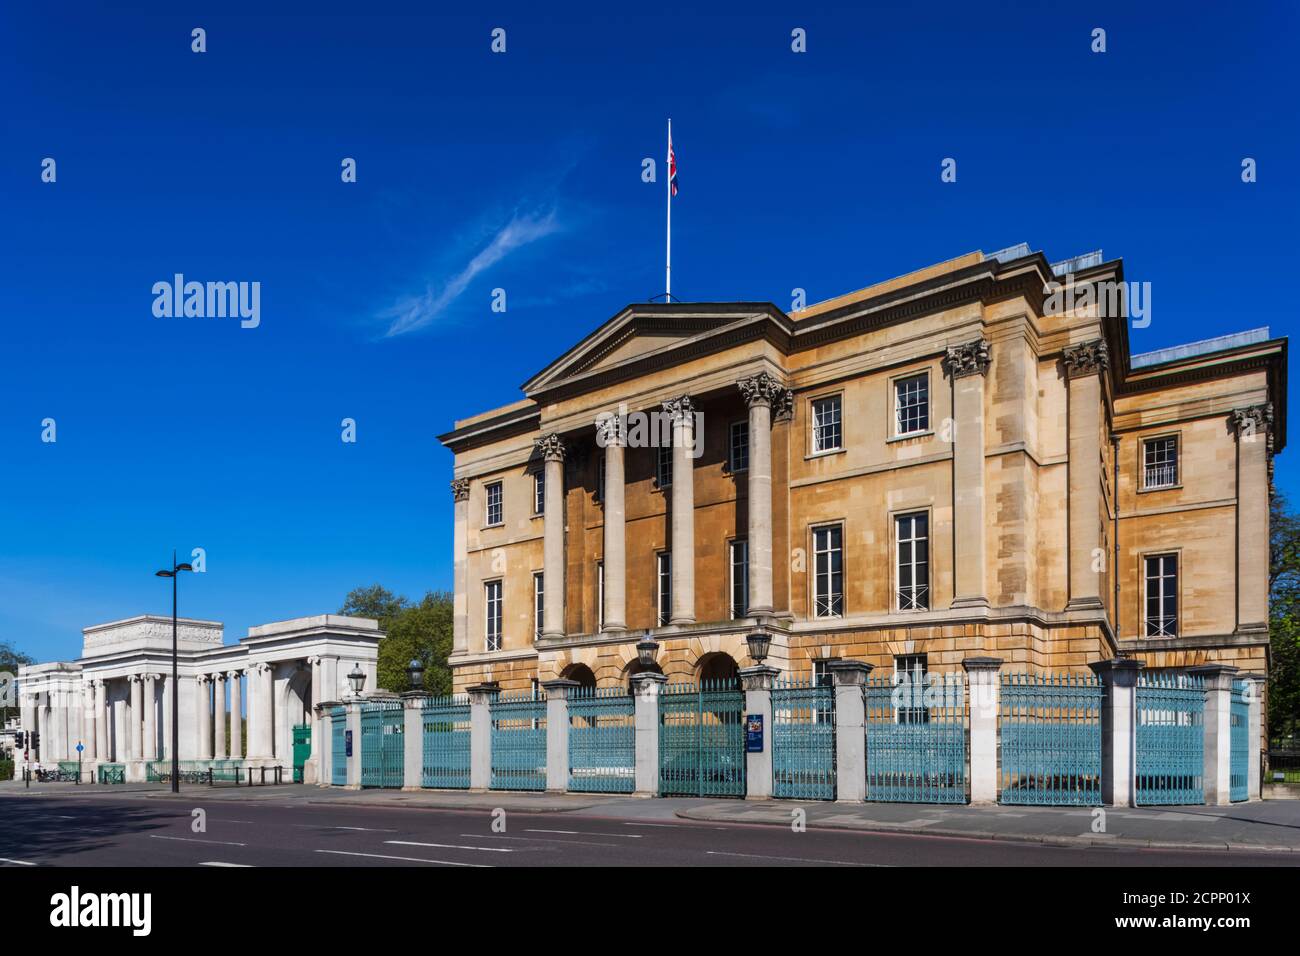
0,793 -> 1293,867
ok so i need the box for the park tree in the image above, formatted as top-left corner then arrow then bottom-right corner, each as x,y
0,640 -> 35,725
339,585 -> 453,696
1269,494 -> 1300,742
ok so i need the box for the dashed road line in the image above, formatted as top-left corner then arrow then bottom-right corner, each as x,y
149,835 -> 247,847
315,849 -> 489,867
387,840 -> 512,853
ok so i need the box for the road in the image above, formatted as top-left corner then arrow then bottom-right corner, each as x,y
0,791 -> 1293,867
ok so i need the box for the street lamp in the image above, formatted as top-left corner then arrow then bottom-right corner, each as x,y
155,551 -> 194,795
406,658 -> 425,691
347,664 -> 366,697
745,629 -> 772,664
636,632 -> 659,669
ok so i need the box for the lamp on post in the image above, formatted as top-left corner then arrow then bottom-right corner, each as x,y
347,664 -> 366,698
155,551 -> 194,795
406,658 -> 425,692
745,629 -> 772,665
636,631 -> 659,669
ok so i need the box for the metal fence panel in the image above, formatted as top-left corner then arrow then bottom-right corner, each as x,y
360,700 -> 404,788
330,707 -> 347,786
1135,672 -> 1204,805
568,687 -> 636,793
97,763 -> 125,784
999,673 -> 1102,806
1230,680 -> 1249,803
422,695 -> 471,789
864,674 -> 967,804
659,680 -> 745,797
490,690 -> 547,791
772,676 -> 836,800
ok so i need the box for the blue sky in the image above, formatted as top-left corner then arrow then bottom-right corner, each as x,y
2,1 -> 1296,663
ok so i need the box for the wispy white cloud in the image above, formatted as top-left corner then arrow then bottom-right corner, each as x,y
381,206 -> 562,337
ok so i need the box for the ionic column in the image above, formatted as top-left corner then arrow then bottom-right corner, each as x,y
738,373 -> 789,617
259,664 -> 275,758
537,433 -> 567,638
664,396 -> 696,624
95,680 -> 109,760
228,671 -> 243,759
451,478 -> 471,654
1232,404 -> 1272,632
143,674 -> 158,761
597,416 -> 626,632
1063,339 -> 1108,610
161,674 -> 172,759
197,675 -> 213,760
83,682 -> 97,761
129,675 -> 143,761
213,673 -> 227,760
944,339 -> 992,608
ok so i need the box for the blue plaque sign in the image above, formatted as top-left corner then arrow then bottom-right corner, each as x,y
745,714 -> 763,753
345,729 -> 353,757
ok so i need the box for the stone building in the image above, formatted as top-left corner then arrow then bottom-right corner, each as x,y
438,245 -> 1286,696
14,614 -> 380,782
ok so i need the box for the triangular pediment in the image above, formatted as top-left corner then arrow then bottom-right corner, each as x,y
522,304 -> 786,397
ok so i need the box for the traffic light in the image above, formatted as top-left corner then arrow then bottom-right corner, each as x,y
14,731 -> 24,750
30,731 -> 39,755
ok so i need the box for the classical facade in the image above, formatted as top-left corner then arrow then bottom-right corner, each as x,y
439,245 -> 1287,698
14,614 -> 381,782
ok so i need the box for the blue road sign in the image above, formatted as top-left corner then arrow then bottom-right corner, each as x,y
75,742 -> 84,753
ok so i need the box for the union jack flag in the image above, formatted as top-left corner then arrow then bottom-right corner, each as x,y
668,132 -> 678,197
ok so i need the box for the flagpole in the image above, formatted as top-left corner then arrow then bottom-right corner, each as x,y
666,117 -> 672,300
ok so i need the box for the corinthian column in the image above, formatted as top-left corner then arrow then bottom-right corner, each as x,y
537,434 -> 567,638
738,373 -> 789,618
228,671 -> 243,759
143,674 -> 158,761
1063,339 -> 1108,610
129,675 -> 143,761
451,478 -> 471,654
664,396 -> 696,624
597,416 -> 626,632
1232,404 -> 1272,632
213,673 -> 227,759
944,338 -> 992,608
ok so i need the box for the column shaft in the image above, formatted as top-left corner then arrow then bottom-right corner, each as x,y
667,398 -> 696,624
229,673 -> 243,759
948,341 -> 990,608
1233,406 -> 1271,630
129,676 -> 143,761
747,400 -> 774,615
1064,341 -> 1107,610
143,675 -> 157,761
451,479 -> 470,654
540,436 -> 567,638
602,430 -> 627,631
213,674 -> 227,759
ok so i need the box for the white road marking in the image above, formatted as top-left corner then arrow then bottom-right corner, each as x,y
315,849 -> 489,867
149,835 -> 247,847
462,833 -> 619,848
294,825 -> 396,832
525,828 -> 641,838
623,821 -> 727,830
198,862 -> 253,867
0,858 -> 36,866
705,850 -> 885,866
387,840 -> 512,853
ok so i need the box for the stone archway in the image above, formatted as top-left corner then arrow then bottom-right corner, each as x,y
696,652 -> 740,687
275,663 -> 313,763
560,663 -> 597,689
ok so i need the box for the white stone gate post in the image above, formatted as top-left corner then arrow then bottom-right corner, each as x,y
543,680 -> 579,793
345,698 -> 362,790
468,683 -> 498,792
402,692 -> 427,791
827,660 -> 872,803
630,672 -> 667,797
314,702 -> 336,787
963,657 -> 1003,805
740,665 -> 778,800
1089,657 -> 1143,807
1189,664 -> 1239,806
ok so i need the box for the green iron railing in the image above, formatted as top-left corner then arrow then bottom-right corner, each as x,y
865,673 -> 967,804
1135,672 -> 1204,805
490,690 -> 547,790
1230,680 -> 1249,802
360,700 -> 405,788
292,724 -> 311,783
422,695 -> 471,789
658,679 -> 745,798
772,676 -> 836,800
568,686 -> 635,793
999,672 -> 1101,806
330,706 -> 347,785
145,760 -> 244,783
97,763 -> 125,784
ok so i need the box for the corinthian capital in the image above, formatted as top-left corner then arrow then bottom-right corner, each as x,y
1062,339 -> 1109,378
662,395 -> 695,424
450,478 -> 470,502
594,414 -> 623,447
737,372 -> 789,407
1231,403 -> 1273,440
942,338 -> 992,378
535,433 -> 566,462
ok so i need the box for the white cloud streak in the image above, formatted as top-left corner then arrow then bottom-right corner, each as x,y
382,207 -> 562,337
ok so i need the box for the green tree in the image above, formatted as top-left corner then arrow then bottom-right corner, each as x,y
0,640 -> 35,726
1270,494 -> 1300,743
339,586 -> 454,697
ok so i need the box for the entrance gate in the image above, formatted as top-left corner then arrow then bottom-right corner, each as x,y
292,724 -> 311,783
1135,672 -> 1204,805
330,707 -> 347,786
772,676 -> 836,800
658,680 -> 745,797
864,673 -> 967,804
360,700 -> 404,788
1230,680 -> 1249,803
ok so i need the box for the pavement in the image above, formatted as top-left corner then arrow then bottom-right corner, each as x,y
3,779 -> 1300,859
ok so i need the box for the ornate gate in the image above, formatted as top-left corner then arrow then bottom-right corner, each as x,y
568,686 -> 635,793
864,673 -> 967,804
330,706 -> 347,785
658,680 -> 745,797
999,673 -> 1101,806
292,724 -> 311,783
1230,680 -> 1249,802
490,690 -> 547,791
1135,672 -> 1204,805
772,676 -> 836,800
360,699 -> 404,788
422,694 -> 471,789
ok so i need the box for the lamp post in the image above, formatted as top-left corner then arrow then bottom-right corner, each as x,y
347,664 -> 366,698
406,658 -> 425,692
155,551 -> 194,794
745,629 -> 771,665
636,631 -> 660,669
